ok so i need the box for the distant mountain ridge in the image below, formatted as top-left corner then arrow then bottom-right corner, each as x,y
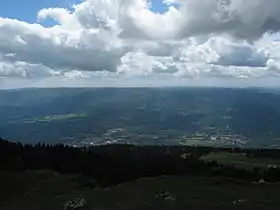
1,87 -> 280,148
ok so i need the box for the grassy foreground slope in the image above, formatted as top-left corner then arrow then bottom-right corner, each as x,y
1,170 -> 280,210
200,152 -> 280,170
2,139 -> 280,209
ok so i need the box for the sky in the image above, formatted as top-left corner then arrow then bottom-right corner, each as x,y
1,0 -> 280,88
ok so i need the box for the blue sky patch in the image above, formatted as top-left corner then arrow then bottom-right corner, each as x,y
149,0 -> 180,14
0,0 -> 76,26
0,0 -> 180,25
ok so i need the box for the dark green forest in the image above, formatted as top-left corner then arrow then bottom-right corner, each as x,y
2,137 -> 280,187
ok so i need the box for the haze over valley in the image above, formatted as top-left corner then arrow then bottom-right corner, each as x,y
1,87 -> 280,148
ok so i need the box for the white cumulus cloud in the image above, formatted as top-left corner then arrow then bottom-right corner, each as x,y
1,0 -> 280,88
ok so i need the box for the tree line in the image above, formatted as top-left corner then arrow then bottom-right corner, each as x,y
1,138 -> 280,186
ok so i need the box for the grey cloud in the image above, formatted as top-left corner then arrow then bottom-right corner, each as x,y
0,58 -> 56,78
214,44 -> 268,67
1,0 -> 280,87
0,18 -> 127,72
176,0 -> 280,40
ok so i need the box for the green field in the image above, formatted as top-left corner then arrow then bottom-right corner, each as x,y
1,170 -> 280,210
23,113 -> 87,123
200,152 -> 280,170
